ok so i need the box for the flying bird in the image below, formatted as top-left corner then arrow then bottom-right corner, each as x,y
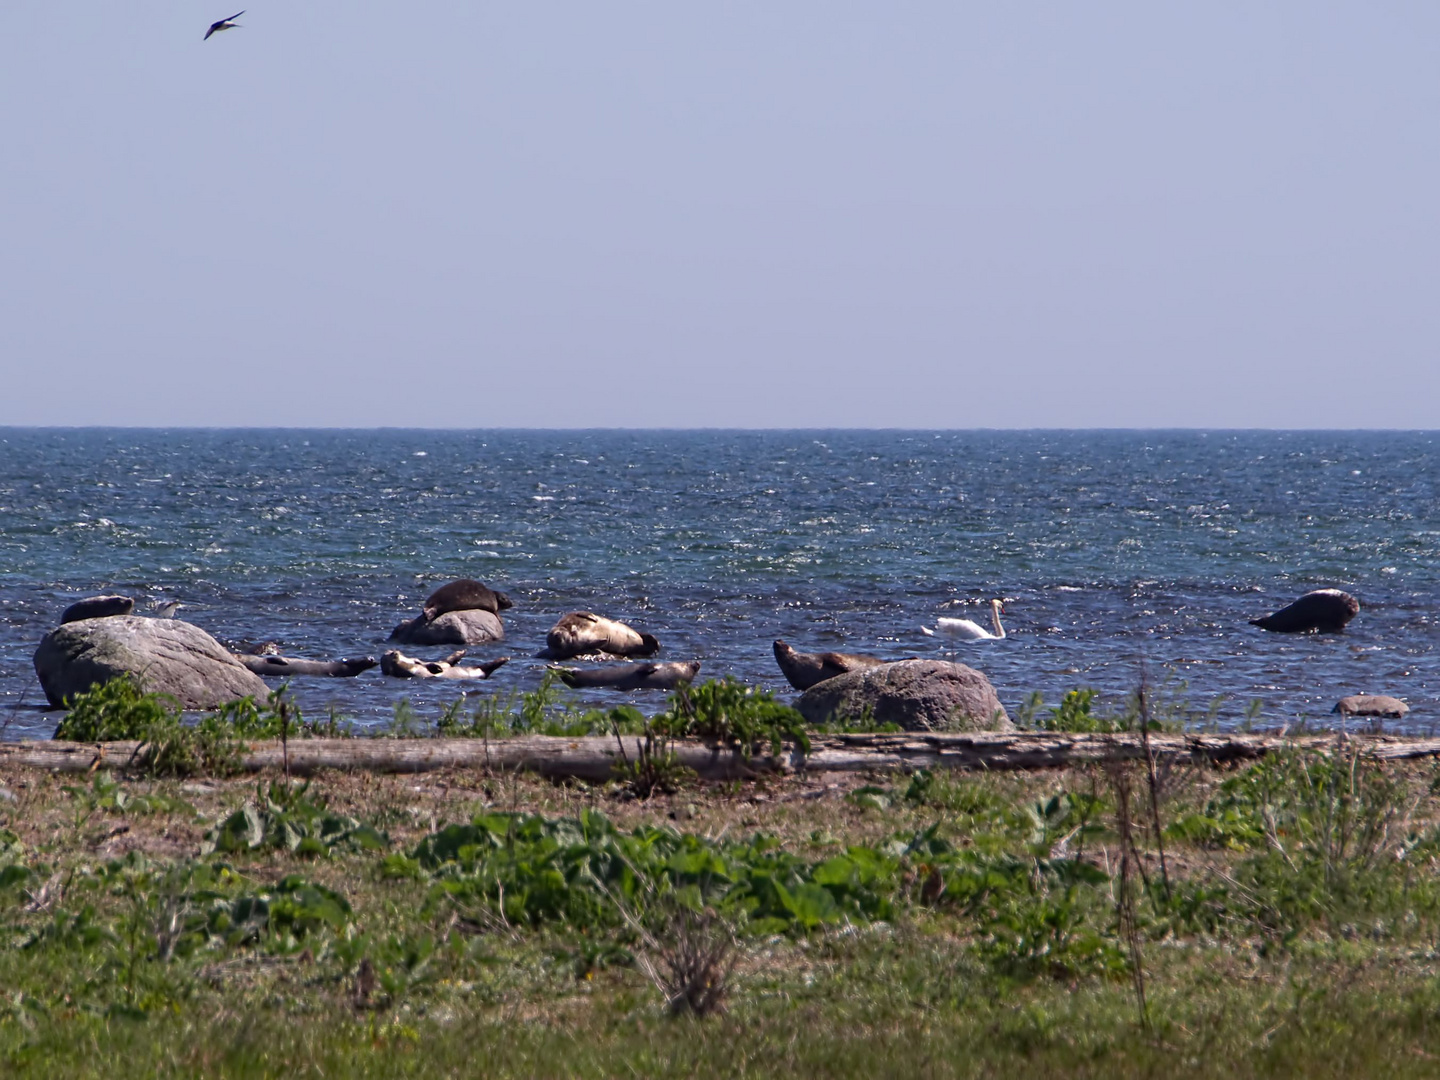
204,11 -> 244,40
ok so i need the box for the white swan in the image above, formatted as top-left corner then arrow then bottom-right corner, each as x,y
922,600 -> 1006,642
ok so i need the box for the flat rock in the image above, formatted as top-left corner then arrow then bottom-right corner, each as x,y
388,609 -> 505,646
1333,694 -> 1409,719
796,659 -> 1012,733
34,616 -> 269,709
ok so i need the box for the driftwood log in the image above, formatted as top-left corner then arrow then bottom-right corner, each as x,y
2,731 -> 1440,780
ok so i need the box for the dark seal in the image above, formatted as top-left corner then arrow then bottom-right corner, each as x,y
552,660 -> 700,691
1250,589 -> 1360,634
773,640 -> 888,691
233,654 -> 378,678
422,579 -> 513,622
60,595 -> 135,624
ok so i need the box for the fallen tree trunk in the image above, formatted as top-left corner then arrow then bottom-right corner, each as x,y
2,731 -> 1440,779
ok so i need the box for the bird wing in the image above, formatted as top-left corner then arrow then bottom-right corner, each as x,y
936,618 -> 989,640
205,12 -> 244,39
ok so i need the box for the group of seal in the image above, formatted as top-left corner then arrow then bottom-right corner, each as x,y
43,582 -> 1399,711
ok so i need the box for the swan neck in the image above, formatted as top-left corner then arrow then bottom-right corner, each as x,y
991,602 -> 1006,638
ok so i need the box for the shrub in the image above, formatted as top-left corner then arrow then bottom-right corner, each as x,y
653,679 -> 809,754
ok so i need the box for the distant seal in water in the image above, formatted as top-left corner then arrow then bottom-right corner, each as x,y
380,649 -> 510,680
552,660 -> 699,691
773,640 -> 889,691
538,612 -> 661,660
60,595 -> 134,624
234,654 -> 378,678
1250,589 -> 1360,634
422,580 -> 513,622
1333,694 -> 1409,719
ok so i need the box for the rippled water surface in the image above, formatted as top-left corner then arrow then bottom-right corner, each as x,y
1,429 -> 1436,738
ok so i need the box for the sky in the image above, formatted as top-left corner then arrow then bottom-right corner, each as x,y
2,2 -> 1438,429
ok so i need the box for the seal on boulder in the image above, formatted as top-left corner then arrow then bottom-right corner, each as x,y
60,595 -> 135,624
538,612 -> 660,661
1250,589 -> 1360,634
234,654 -> 379,678
422,579 -> 513,622
552,660 -> 700,691
772,640 -> 889,691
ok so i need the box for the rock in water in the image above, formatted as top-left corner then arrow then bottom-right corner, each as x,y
389,609 -> 505,646
772,640 -> 887,691
60,595 -> 134,624
421,579 -> 513,621
538,612 -> 660,660
796,659 -> 1012,733
1250,589 -> 1360,633
1333,694 -> 1409,719
34,616 -> 269,709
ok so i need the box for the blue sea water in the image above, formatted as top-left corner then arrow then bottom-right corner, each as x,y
0,429 -> 1436,739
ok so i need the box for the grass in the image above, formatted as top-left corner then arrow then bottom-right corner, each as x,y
4,745 -> 1440,1076
8,680 -> 1440,1075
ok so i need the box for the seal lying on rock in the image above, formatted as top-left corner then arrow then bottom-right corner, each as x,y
380,649 -> 510,680
60,595 -> 134,624
234,654 -> 378,678
538,612 -> 661,660
552,660 -> 700,691
422,579 -> 513,621
1250,589 -> 1360,633
773,640 -> 889,691
1333,694 -> 1409,719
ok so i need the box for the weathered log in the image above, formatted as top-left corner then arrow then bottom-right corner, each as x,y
3,731 -> 1440,780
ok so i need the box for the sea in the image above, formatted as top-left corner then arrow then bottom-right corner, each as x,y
1,429 -> 1436,740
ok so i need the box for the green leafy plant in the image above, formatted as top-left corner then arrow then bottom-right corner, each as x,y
201,781 -> 388,858
654,679 -> 809,755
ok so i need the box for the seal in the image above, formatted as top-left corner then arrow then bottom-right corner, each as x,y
552,660 -> 700,691
380,649 -> 510,680
59,595 -> 134,624
538,611 -> 661,660
1250,589 -> 1360,633
234,654 -> 378,678
773,640 -> 889,691
422,579 -> 513,622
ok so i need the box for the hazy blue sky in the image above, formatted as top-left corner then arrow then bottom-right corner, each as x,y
3,3 -> 1437,428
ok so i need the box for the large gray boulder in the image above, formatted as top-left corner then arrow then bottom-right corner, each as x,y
388,608 -> 505,646
796,659 -> 1012,733
34,616 -> 269,710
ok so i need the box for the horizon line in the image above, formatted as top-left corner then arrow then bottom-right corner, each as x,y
1,424 -> 1436,435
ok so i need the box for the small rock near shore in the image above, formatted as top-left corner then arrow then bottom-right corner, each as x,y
1333,694 -> 1409,719
388,609 -> 505,646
